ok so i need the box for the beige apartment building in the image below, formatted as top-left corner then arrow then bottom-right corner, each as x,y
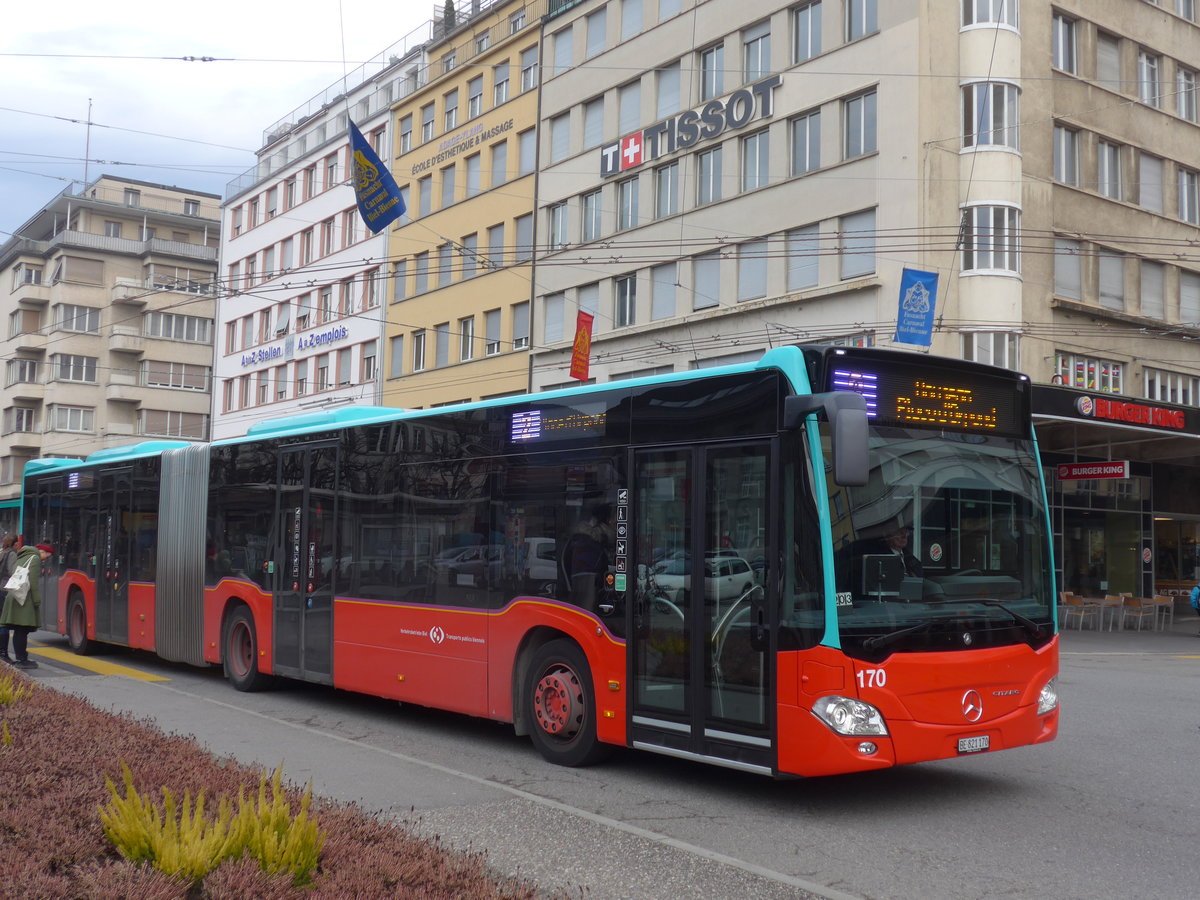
0,175 -> 220,526
383,0 -> 546,407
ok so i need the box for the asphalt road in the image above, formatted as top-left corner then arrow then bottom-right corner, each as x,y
16,618 -> 1200,900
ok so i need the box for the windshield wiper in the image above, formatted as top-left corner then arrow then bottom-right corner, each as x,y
925,598 -> 1044,639
862,621 -> 933,651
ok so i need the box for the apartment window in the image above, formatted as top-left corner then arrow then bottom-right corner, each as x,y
319,285 -> 334,323
320,218 -> 335,256
583,97 -> 604,148
1054,239 -> 1082,300
55,304 -> 100,334
412,331 -> 426,372
1052,13 -> 1076,74
520,46 -> 539,92
491,141 -> 508,186
4,407 -> 36,435
787,224 -> 820,290
741,130 -> 769,190
1097,32 -> 1121,91
515,214 -> 533,263
844,89 -> 877,159
140,225 -> 156,241
50,404 -> 95,433
124,188 -> 141,206
615,274 -> 637,327
846,0 -> 877,40
622,0 -> 643,40
144,312 -> 212,343
414,251 -> 429,294
512,301 -> 530,349
1142,260 -> 1165,319
437,244 -> 453,289
442,51 -> 456,74
494,62 -> 510,105
737,240 -> 767,301
582,190 -> 603,241
1179,68 -> 1198,122
392,262 -> 407,303
465,153 -> 481,198
579,282 -> 600,317
1181,0 -> 1198,23
793,2 -> 822,62
1099,252 -> 1125,310
961,332 -> 1019,370
418,176 -> 432,216
693,251 -> 720,309
104,221 -> 122,238
619,81 -> 641,134
1098,141 -> 1123,200
791,110 -> 820,174
231,206 -> 243,235
1180,167 -> 1200,224
476,32 -> 490,54
312,354 -> 328,391
183,198 -> 200,216
468,76 -> 483,119
488,223 -> 506,268
651,263 -> 677,320
275,364 -> 288,400
700,44 -> 724,101
963,0 -> 1017,26
12,264 -> 41,287
519,128 -> 536,174
459,316 -> 476,361
434,324 -> 448,369
54,354 -> 97,383
440,164 -> 456,208
962,81 -> 1019,149
1138,51 -> 1161,106
617,176 -> 639,230
485,309 -> 502,355
655,163 -> 679,218
839,209 -> 877,279
656,60 -> 681,118
743,20 -> 771,83
962,204 -> 1020,272
544,293 -> 565,342
6,359 -> 39,387
444,89 -> 458,131
421,103 -> 435,142
388,335 -> 404,378
550,113 -> 570,163
1183,270 -> 1200,323
549,203 -> 569,249
1146,367 -> 1200,406
553,25 -> 573,76
1057,352 -> 1122,393
586,8 -> 607,58
324,152 -> 339,188
1053,125 -> 1079,185
697,146 -> 723,204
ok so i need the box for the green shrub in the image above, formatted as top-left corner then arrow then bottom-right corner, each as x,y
0,670 -> 32,706
99,763 -> 324,887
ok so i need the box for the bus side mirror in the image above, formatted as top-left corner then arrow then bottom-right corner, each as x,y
784,392 -> 869,487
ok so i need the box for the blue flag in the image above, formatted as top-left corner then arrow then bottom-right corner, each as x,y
348,119 -> 406,233
894,267 -> 938,346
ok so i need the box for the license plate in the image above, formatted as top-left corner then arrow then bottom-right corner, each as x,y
957,735 -> 990,754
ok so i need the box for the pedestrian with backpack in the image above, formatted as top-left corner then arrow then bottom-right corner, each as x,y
1191,582 -> 1200,635
0,542 -> 52,669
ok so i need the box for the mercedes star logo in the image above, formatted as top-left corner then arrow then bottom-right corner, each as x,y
962,689 -> 983,723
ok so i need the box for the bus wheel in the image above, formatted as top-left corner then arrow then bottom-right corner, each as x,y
222,606 -> 274,692
67,594 -> 95,655
524,639 -> 611,767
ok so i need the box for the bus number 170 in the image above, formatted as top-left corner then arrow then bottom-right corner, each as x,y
856,668 -> 887,689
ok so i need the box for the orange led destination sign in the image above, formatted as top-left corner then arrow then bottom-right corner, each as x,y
895,381 -> 998,430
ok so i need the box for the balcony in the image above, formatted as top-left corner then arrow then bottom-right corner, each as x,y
13,282 -> 49,306
112,278 -> 148,305
5,431 -> 41,454
8,381 -> 44,403
109,326 -> 146,355
9,331 -> 46,353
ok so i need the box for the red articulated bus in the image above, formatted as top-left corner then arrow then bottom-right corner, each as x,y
24,345 -> 1058,776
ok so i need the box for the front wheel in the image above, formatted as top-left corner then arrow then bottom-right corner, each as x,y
66,594 -> 96,655
524,639 -> 611,767
222,606 -> 275,692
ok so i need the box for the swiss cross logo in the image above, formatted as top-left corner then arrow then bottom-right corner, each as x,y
620,133 -> 643,169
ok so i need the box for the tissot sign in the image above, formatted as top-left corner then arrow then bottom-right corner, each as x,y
600,74 -> 782,177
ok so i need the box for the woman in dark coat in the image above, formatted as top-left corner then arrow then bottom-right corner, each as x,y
0,543 -> 53,669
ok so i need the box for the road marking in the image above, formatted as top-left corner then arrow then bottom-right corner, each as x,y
30,646 -> 170,682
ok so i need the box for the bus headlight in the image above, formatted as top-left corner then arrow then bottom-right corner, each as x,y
1037,678 -> 1059,715
812,696 -> 889,736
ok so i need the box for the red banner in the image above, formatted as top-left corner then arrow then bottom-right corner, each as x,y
569,311 -> 594,381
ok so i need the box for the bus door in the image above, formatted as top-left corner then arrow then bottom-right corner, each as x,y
271,443 -> 337,684
95,467 -> 132,644
630,442 -> 774,774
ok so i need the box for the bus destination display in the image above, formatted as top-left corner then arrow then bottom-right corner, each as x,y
831,365 -> 1022,436
510,405 -> 608,443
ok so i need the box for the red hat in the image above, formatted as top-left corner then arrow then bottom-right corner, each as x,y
35,543 -> 53,554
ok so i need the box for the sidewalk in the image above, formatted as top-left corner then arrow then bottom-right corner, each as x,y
1060,597 -> 1200,651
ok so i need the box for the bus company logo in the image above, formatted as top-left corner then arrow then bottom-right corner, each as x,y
961,689 -> 983,722
428,626 -> 445,645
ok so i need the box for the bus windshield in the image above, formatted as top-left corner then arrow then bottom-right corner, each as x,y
826,425 -> 1054,659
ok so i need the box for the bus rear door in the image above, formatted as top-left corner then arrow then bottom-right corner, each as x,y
630,442 -> 774,774
95,467 -> 132,645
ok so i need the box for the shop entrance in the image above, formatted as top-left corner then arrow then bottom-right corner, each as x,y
1153,518 -> 1200,596
1061,510 -> 1140,597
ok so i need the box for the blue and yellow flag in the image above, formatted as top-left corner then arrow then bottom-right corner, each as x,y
348,119 -> 406,233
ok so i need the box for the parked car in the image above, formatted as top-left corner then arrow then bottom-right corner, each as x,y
652,556 -> 756,604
